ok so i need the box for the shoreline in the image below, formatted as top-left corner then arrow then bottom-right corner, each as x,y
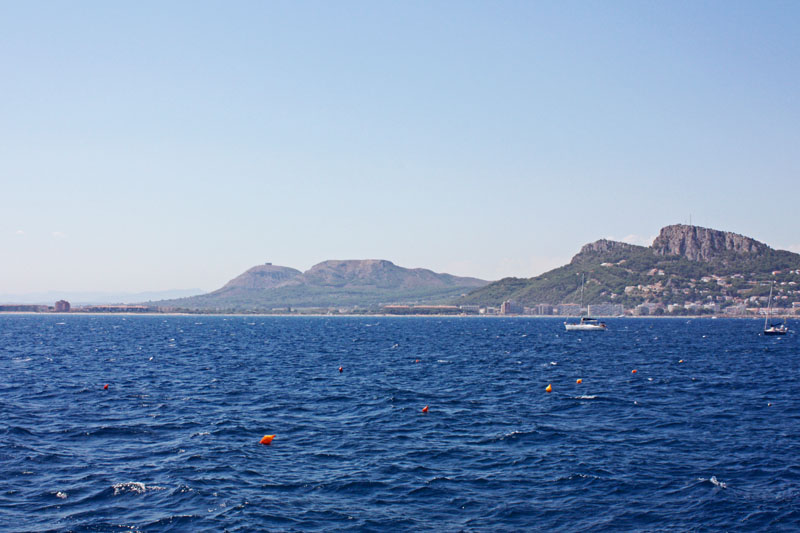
0,311 -> 795,320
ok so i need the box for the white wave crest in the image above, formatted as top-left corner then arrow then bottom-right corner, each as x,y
698,476 -> 727,489
112,482 -> 165,495
709,476 -> 727,489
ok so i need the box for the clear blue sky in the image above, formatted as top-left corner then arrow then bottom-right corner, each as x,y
2,1 -> 799,293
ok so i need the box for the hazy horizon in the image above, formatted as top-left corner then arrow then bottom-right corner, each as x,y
3,2 -> 799,293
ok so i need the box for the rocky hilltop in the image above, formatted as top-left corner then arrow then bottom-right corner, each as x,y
651,224 -> 769,262
570,239 -> 646,264
219,264 -> 302,290
157,259 -> 488,311
292,259 -> 485,289
458,224 -> 800,312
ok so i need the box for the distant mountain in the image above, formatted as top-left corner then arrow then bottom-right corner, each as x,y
458,224 -> 800,311
0,288 -> 204,306
156,260 -> 489,311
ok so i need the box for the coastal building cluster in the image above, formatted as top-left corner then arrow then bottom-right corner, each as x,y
0,301 -> 154,313
620,270 -> 800,316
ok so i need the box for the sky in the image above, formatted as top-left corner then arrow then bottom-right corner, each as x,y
2,1 -> 799,295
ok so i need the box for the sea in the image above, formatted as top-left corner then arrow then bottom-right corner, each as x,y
1,315 -> 798,532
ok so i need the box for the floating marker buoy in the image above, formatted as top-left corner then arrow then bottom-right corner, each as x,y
678,360 -> 684,363
422,405 -> 429,413
631,369 -> 637,374
576,379 -> 582,384
338,366 -> 343,373
545,384 -> 552,393
103,384 -> 109,390
415,359 -> 420,363
260,434 -> 275,445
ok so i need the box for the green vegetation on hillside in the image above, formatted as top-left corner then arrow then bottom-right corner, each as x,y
456,241 -> 800,310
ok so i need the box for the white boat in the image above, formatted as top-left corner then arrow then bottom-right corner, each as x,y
763,282 -> 787,336
564,274 -> 607,331
565,317 -> 607,331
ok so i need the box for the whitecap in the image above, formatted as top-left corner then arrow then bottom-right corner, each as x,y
112,482 -> 165,495
113,482 -> 146,495
575,395 -> 597,400
437,359 -> 451,364
709,476 -> 727,489
550,361 -> 558,366
55,491 -> 67,499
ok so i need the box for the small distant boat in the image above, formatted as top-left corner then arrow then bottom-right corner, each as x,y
565,317 -> 607,331
763,282 -> 787,336
564,274 -> 607,331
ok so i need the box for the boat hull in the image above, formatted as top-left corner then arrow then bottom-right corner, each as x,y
564,323 -> 607,331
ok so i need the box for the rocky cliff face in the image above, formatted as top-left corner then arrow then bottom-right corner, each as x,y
651,225 -> 770,262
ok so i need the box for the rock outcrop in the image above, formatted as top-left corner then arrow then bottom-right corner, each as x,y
571,239 -> 645,263
651,225 -> 770,262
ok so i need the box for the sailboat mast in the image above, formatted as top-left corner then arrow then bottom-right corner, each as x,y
765,282 -> 773,329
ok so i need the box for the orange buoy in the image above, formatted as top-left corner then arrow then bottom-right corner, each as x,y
260,434 -> 275,445
545,384 -> 552,393
415,359 -> 420,363
576,379 -> 582,384
678,360 -> 684,363
422,405 -> 429,413
103,384 -> 109,390
338,366 -> 343,373
631,369 -> 637,374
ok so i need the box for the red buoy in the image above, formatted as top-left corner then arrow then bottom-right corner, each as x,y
103,384 -> 109,390
422,405 -> 429,413
338,366 -> 343,373
631,369 -> 637,374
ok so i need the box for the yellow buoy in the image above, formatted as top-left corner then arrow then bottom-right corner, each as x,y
259,434 -> 275,445
545,384 -> 552,393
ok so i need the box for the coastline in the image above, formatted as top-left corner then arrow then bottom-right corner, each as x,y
0,311 -> 794,320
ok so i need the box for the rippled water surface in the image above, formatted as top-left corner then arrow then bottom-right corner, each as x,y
1,315 -> 799,531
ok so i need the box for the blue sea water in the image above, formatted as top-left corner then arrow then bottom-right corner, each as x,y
1,315 -> 799,532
